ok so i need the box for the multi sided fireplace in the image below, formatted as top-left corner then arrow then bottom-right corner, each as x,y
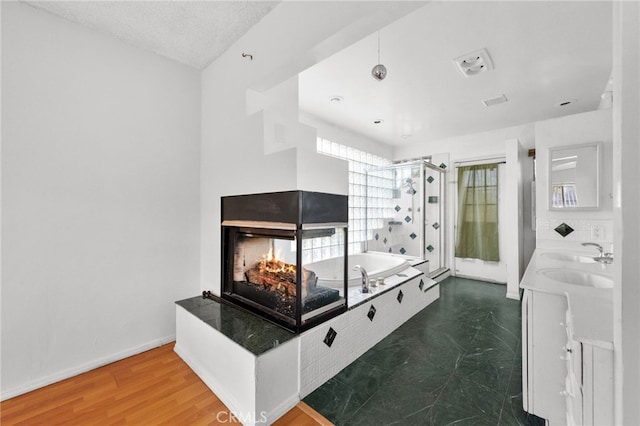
220,191 -> 348,332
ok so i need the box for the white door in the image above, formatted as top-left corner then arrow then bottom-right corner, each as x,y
454,163 -> 507,283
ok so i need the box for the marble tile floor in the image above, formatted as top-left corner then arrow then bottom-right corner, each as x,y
303,276 -> 546,425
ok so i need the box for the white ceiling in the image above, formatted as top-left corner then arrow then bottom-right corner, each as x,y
25,1 -> 613,147
23,1 -> 280,70
299,1 -> 613,146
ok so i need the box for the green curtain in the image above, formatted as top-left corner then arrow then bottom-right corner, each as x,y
455,163 -> 500,261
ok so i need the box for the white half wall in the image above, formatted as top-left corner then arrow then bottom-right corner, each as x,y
1,2 -> 201,399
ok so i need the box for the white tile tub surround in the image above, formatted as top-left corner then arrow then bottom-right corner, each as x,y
299,274 -> 439,398
346,266 -> 422,306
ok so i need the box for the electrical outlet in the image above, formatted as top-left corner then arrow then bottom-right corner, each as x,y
591,225 -> 601,239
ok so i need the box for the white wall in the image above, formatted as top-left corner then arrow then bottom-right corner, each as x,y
534,109 -> 613,250
505,139 -> 526,299
300,112 -> 394,160
612,2 -> 640,424
1,2 -> 201,399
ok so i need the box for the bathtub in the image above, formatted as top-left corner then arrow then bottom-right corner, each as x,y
308,252 -> 410,289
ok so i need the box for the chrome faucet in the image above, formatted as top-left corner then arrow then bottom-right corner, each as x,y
582,242 -> 604,255
582,242 -> 614,264
353,265 -> 369,293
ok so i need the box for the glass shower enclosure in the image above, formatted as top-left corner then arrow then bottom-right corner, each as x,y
365,160 -> 446,275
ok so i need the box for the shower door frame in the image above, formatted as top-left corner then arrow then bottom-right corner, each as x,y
423,161 -> 447,275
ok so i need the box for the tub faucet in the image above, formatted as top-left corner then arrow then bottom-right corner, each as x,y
353,265 -> 369,293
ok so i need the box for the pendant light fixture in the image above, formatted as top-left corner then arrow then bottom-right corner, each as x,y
371,31 -> 387,81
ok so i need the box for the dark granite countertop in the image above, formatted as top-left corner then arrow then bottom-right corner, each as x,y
176,296 -> 296,356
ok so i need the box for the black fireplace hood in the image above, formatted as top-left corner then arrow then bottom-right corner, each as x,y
221,190 -> 348,225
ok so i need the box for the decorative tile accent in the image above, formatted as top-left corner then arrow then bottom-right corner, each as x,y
397,290 -> 404,303
367,305 -> 376,321
388,226 -> 393,233
374,233 -> 379,241
432,222 -> 440,230
399,247 -> 406,254
383,237 -> 388,245
388,247 -> 392,253
404,216 -> 412,223
426,244 -> 435,253
409,232 -> 417,240
439,163 -> 447,169
409,188 -> 417,195
323,327 -> 337,347
394,205 -> 402,212
419,279 -> 425,291
554,222 -> 575,238
428,196 -> 438,204
426,176 -> 434,184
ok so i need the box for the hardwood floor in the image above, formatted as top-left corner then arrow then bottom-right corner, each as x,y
0,343 -> 331,425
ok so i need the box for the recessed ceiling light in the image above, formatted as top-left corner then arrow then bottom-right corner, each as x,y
373,119 -> 384,124
329,96 -> 343,103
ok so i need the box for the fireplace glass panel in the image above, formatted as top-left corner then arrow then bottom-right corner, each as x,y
226,225 -> 346,329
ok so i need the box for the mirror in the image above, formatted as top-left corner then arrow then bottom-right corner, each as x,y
549,142 -> 600,210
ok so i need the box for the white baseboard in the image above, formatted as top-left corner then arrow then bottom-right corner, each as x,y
263,393 -> 300,425
506,290 -> 521,300
1,334 -> 175,401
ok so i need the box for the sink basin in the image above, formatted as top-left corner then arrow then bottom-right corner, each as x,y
541,252 -> 596,264
538,268 -> 613,288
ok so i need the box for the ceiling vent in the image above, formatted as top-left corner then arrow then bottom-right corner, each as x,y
453,48 -> 494,78
482,94 -> 508,107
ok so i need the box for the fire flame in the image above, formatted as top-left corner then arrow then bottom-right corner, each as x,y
259,247 -> 296,275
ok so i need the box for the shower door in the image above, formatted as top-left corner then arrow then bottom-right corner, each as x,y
365,160 -> 446,275
365,162 -> 424,258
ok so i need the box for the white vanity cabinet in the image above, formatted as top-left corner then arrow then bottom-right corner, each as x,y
580,343 -> 614,425
522,289 -> 614,426
522,289 -> 569,424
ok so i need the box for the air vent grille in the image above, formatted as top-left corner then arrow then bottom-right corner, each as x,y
453,48 -> 494,78
482,94 -> 508,107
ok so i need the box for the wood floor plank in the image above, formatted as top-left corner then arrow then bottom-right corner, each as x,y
0,343 -> 332,426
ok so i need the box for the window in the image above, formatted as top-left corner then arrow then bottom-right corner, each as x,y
313,138 -> 391,260
455,163 -> 500,261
